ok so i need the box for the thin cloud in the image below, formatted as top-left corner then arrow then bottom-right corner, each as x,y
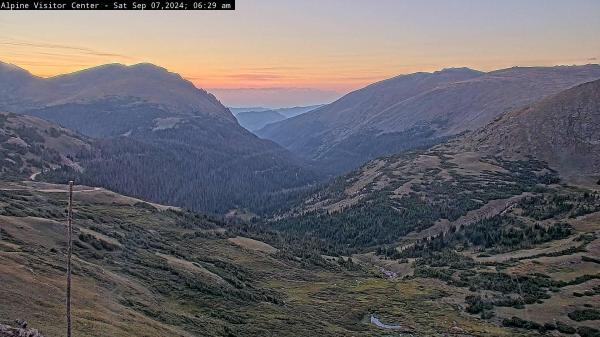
1,60 -> 92,67
335,75 -> 390,81
4,50 -> 114,62
224,73 -> 291,81
240,66 -> 303,71
0,38 -> 131,59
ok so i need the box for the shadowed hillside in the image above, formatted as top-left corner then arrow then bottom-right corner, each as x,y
258,65 -> 600,173
0,62 -> 321,214
0,112 -> 89,180
465,79 -> 600,182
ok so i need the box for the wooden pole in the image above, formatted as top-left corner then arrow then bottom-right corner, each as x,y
66,181 -> 74,337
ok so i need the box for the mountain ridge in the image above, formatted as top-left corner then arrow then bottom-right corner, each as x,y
463,78 -> 600,181
272,79 -> 600,249
234,105 -> 323,132
258,64 -> 600,173
0,61 -> 234,123
263,78 -> 600,334
0,61 -> 321,214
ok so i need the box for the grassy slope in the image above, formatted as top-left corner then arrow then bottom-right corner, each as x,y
271,145 -> 600,335
0,181 -> 530,337
0,112 -> 90,180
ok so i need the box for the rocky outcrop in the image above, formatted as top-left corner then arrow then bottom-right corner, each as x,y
0,320 -> 45,337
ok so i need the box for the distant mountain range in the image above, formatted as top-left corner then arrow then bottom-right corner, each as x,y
233,105 -> 323,132
258,65 -> 600,173
272,78 -> 600,251
229,107 -> 272,114
235,109 -> 287,132
0,61 -> 320,214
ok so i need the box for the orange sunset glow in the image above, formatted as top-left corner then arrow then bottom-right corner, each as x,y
1,0 -> 599,106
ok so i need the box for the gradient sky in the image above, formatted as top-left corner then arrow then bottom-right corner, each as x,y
1,0 -> 599,107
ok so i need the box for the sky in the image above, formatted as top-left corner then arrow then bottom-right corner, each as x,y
1,0 -> 599,107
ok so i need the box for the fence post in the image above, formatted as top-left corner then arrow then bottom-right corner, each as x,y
66,180 -> 74,337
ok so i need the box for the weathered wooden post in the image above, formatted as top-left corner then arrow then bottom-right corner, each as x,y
66,181 -> 74,337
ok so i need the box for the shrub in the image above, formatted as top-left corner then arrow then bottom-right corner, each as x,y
556,321 -> 576,334
577,326 -> 600,337
502,316 -> 542,330
465,295 -> 492,314
582,256 -> 600,264
480,311 -> 494,319
568,309 -> 600,322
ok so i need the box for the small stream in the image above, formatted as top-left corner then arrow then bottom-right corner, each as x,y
370,315 -> 403,329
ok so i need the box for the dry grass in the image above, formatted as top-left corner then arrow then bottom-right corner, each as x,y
228,236 -> 278,254
496,279 -> 600,330
0,249 -> 192,337
475,236 -> 582,263
155,253 -> 228,286
571,211 -> 600,232
344,159 -> 386,195
0,181 -> 556,337
449,151 -> 508,175
507,251 -> 599,281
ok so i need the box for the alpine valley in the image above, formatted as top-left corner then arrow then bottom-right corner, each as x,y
1,60 -> 600,337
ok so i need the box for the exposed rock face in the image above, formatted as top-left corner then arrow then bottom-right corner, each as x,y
0,320 -> 45,337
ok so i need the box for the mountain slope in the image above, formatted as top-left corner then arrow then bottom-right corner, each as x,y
270,105 -> 324,118
235,105 -> 323,132
5,62 -> 233,137
0,112 -> 90,179
2,62 -> 230,114
0,62 -> 320,214
0,62 -> 44,112
235,109 -> 287,131
258,65 -> 600,173
274,79 -> 600,251
229,107 -> 271,114
0,181 -> 529,337
267,82 -> 600,333
63,116 -> 319,214
464,78 -> 600,180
